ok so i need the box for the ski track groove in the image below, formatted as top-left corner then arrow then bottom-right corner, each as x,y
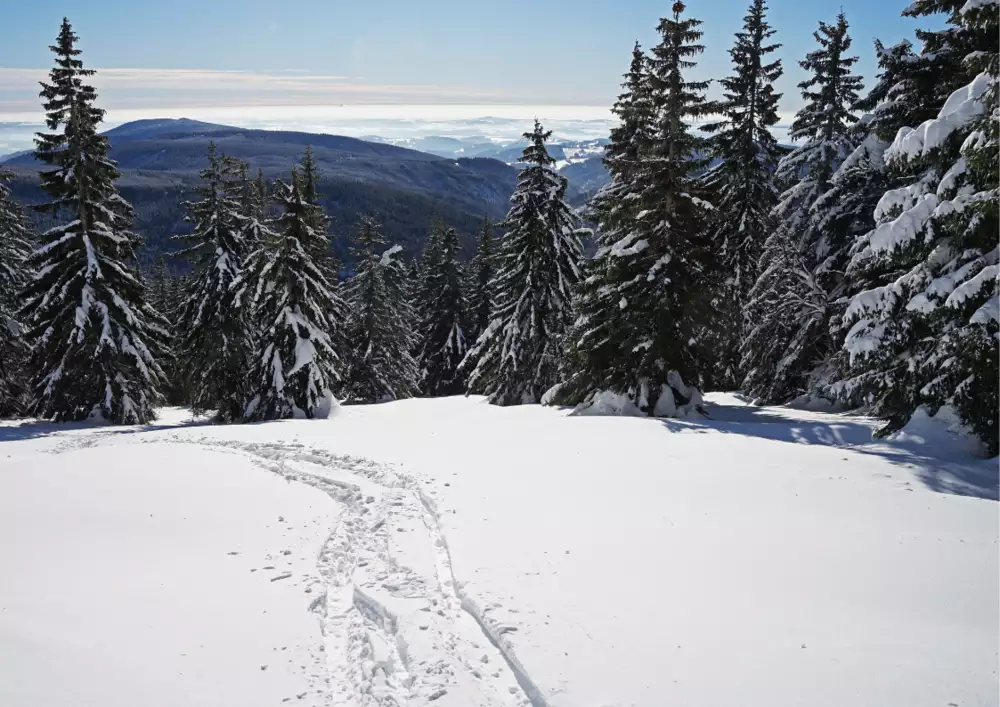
61,433 -> 541,707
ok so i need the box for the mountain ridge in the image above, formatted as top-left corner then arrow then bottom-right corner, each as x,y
2,118 -> 523,263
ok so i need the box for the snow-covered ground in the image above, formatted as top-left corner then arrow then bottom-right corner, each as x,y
1,394 -> 997,707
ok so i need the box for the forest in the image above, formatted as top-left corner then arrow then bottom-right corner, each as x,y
0,0 -> 996,453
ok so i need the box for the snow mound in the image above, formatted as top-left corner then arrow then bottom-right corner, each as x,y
887,405 -> 987,458
570,375 -> 706,419
570,390 -> 644,417
300,388 -> 338,419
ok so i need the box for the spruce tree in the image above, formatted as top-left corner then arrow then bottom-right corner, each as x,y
251,168 -> 269,222
467,215 -> 496,343
807,38 -> 935,394
237,170 -> 344,420
0,171 -> 34,417
838,1 -> 998,452
144,255 -> 188,405
557,42 -> 656,407
416,224 -> 467,396
341,217 -> 420,403
414,219 -> 445,324
173,144 -> 256,421
699,0 -> 783,387
559,2 -> 712,415
298,146 -> 337,277
20,19 -> 167,423
741,12 -> 863,404
403,254 -> 424,337
464,120 -> 583,406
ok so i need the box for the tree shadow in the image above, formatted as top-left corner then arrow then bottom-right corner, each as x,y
655,402 -> 999,502
0,410 -> 216,444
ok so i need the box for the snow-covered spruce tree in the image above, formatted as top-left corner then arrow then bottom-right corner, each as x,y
341,216 -> 420,403
413,218 -> 445,336
467,215 -> 496,343
461,215 -> 496,376
558,2 -> 713,415
403,254 -> 423,335
416,224 -> 467,396
0,170 -> 34,416
741,11 -> 863,404
836,0 -> 998,453
237,170 -> 344,420
298,145 -> 337,278
250,168 -> 269,222
172,144 -> 257,421
699,0 -> 783,387
556,42 -> 657,408
19,19 -> 167,423
463,120 -> 583,406
810,37 -> 940,392
144,255 -> 189,405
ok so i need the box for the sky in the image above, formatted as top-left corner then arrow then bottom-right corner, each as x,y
0,0 -> 939,148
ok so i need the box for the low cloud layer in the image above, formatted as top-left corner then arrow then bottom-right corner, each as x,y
0,66 -> 515,118
0,66 -> 796,157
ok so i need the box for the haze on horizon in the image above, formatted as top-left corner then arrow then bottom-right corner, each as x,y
1,0 -> 939,154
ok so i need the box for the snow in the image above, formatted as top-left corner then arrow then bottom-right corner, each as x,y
1,395 -> 997,707
886,405 -> 988,458
866,192 -> 938,255
961,0 -> 998,13
570,389 -> 644,417
0,441 -> 339,707
947,263 -> 999,310
886,73 -> 991,163
608,234 -> 648,257
379,244 -> 403,267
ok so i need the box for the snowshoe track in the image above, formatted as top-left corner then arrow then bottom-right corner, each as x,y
169,438 -> 539,707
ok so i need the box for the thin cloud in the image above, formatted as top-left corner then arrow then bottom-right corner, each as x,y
0,66 -> 507,113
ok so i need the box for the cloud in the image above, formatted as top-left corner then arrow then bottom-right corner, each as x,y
0,66 -> 511,117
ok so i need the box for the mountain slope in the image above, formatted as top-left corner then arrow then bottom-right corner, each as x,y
3,118 -> 519,261
2,394 -> 994,706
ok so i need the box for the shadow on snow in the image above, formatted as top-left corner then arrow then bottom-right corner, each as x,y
655,401 -> 999,502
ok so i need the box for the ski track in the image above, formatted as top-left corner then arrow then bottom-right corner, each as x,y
56,432 -> 540,707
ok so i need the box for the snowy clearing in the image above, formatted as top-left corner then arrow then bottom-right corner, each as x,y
1,395 -> 997,707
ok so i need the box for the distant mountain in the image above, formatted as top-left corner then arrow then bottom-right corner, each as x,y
361,133 -> 609,166
101,118 -> 231,140
358,132 -> 614,207
3,118 -> 525,263
561,156 -> 610,205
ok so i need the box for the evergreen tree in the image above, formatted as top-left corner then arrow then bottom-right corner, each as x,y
416,224 -> 467,396
144,255 -> 188,405
467,215 -> 497,344
699,0 -> 783,387
403,254 -> 423,334
808,38 -> 933,393
238,170 -> 344,420
0,170 -> 34,417
298,146 -> 337,277
837,1 -> 998,452
251,168 -> 269,222
558,2 -> 712,415
464,120 -> 583,406
741,12 -> 863,404
173,144 -> 256,421
341,217 -> 420,403
556,42 -> 656,408
145,256 -> 172,316
20,19 -> 167,423
414,219 -> 445,326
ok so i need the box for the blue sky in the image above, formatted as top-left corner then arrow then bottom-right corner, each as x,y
0,0 -> 936,120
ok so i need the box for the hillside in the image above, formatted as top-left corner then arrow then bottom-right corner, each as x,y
2,118 -> 522,262
2,394 -> 995,707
